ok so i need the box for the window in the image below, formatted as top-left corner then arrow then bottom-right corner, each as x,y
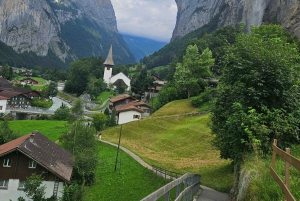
0,180 -> 9,188
0,106 -> 2,110
18,181 -> 25,190
133,115 -> 140,119
3,159 -> 11,167
28,160 -> 37,168
143,109 -> 150,113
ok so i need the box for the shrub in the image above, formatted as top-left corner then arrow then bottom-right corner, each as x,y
191,88 -> 216,107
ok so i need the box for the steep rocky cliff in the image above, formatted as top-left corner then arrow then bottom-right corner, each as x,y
0,0 -> 135,66
172,0 -> 300,41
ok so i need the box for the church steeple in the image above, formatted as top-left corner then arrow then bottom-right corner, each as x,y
103,44 -> 114,66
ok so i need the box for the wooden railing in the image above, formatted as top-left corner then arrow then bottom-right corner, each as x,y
270,139 -> 300,201
152,165 -> 182,179
140,173 -> 200,201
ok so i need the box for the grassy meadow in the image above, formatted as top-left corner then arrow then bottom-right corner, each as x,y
9,120 -> 70,141
103,99 -> 233,192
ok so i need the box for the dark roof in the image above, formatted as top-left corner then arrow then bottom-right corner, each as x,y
13,87 -> 34,94
0,77 -> 13,90
115,100 -> 152,113
110,94 -> 135,103
0,131 -> 74,182
0,90 -> 22,98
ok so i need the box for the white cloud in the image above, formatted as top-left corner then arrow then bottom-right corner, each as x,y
111,0 -> 177,42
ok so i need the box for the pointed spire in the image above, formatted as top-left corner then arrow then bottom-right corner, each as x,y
104,45 -> 114,66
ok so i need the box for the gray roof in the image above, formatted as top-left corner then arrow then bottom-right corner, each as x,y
103,45 -> 115,66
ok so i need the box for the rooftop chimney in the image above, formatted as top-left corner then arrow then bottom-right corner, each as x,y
29,133 -> 35,143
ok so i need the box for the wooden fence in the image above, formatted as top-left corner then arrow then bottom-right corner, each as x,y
152,165 -> 182,180
140,173 -> 200,201
270,139 -> 300,201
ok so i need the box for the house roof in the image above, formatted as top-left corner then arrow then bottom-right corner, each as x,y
103,45 -> 114,66
110,94 -> 134,103
13,87 -> 33,94
0,131 -> 74,182
115,100 -> 152,113
20,77 -> 38,82
0,95 -> 7,100
0,90 -> 22,98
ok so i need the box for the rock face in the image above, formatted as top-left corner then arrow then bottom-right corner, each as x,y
172,0 -> 300,41
0,0 -> 135,64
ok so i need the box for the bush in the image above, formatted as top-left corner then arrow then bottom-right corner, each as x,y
191,88 -> 216,107
31,99 -> 53,108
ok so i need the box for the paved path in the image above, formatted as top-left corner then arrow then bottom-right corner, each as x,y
100,140 -> 231,201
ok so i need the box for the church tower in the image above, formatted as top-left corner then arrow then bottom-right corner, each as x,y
103,45 -> 114,86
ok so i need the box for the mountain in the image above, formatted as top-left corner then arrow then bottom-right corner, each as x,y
172,0 -> 300,41
0,0 -> 135,68
121,34 -> 167,62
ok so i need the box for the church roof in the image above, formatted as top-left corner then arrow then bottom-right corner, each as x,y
104,45 -> 115,66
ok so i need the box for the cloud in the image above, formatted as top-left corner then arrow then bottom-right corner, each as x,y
111,0 -> 177,42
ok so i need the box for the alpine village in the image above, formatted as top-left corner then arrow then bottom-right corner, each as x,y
0,0 -> 300,201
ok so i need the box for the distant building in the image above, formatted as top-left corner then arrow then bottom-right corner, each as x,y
109,94 -> 152,124
145,74 -> 168,99
0,96 -> 7,113
103,45 -> 131,91
0,131 -> 73,201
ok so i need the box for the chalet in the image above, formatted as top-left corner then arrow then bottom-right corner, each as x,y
0,91 -> 32,108
145,74 -> 168,99
20,78 -> 39,85
109,94 -> 137,109
115,100 -> 152,124
0,96 -> 7,113
0,131 -> 73,201
13,87 -> 41,99
103,45 -> 131,91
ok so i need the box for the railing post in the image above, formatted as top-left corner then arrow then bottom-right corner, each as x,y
285,148 -> 291,201
176,183 -> 181,197
271,139 -> 277,169
164,191 -> 170,201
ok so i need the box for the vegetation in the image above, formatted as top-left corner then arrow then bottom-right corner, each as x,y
102,99 -> 233,191
83,142 -> 172,201
0,120 -> 20,144
31,99 -> 53,108
211,24 -> 300,163
9,120 -> 69,141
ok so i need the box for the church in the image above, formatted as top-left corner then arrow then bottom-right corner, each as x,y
103,45 -> 131,91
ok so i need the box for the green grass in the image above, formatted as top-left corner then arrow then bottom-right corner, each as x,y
102,99 -> 233,192
95,91 -> 111,104
9,120 -> 70,141
30,85 -> 45,90
83,142 -> 172,201
240,147 -> 300,200
58,91 -> 75,103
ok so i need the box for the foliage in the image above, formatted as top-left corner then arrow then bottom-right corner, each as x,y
211,24 -> 300,163
86,76 -> 106,100
0,120 -> 20,145
0,64 -> 14,80
31,98 -> 53,108
60,183 -> 85,201
19,174 -> 46,201
92,113 -> 107,132
52,103 -> 71,121
60,122 -> 98,186
191,88 -> 217,107
131,68 -> 154,97
70,99 -> 84,119
48,81 -> 58,98
108,108 -> 117,127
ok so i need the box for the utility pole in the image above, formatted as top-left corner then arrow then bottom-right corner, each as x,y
114,125 -> 122,171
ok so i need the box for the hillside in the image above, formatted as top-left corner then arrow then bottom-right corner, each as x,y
122,34 -> 167,62
102,99 -> 233,191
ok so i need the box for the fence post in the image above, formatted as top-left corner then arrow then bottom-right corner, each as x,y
271,139 -> 277,168
164,191 -> 170,201
285,148 -> 291,201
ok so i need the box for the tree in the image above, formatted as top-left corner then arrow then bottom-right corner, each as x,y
0,120 -> 19,145
71,99 -> 84,119
60,122 -> 98,186
48,81 -> 58,98
18,174 -> 46,201
1,64 -> 10,80
92,113 -> 107,132
211,24 -> 300,162
52,103 -> 70,120
108,108 -> 117,126
86,77 -> 106,100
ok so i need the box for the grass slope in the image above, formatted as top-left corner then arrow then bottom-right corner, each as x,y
84,142 -> 172,201
103,99 -> 233,191
9,120 -> 69,141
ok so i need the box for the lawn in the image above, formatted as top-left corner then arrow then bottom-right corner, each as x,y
102,99 -> 233,192
83,142 -> 172,201
95,91 -> 111,104
9,120 -> 70,141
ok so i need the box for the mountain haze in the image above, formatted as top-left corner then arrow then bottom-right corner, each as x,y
122,34 -> 167,62
0,0 -> 135,68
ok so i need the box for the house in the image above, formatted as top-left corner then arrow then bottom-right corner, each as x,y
0,91 -> 32,108
115,100 -> 152,124
0,131 -> 73,201
13,87 -> 41,99
0,96 -> 7,114
20,78 -> 39,85
144,74 -> 168,99
109,94 -> 137,109
103,45 -> 131,91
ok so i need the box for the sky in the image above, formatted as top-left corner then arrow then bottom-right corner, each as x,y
110,0 -> 177,43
